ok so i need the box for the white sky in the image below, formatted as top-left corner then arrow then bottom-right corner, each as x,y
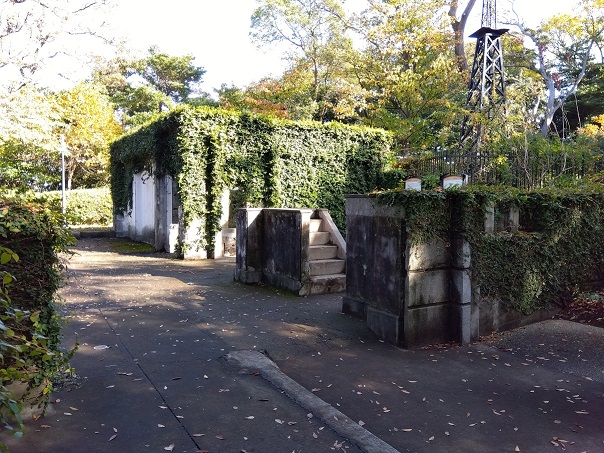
43,0 -> 575,94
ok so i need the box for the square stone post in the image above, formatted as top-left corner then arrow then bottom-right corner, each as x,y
234,208 -> 263,283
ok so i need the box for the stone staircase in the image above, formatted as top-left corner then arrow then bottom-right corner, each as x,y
308,217 -> 346,294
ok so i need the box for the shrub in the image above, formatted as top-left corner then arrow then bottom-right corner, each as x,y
0,196 -> 75,445
36,187 -> 113,226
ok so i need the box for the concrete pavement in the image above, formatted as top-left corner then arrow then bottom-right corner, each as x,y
2,237 -> 603,452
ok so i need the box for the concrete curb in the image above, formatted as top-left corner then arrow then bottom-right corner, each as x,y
225,350 -> 400,453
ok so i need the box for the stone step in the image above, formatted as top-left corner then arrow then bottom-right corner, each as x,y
309,231 -> 330,246
310,218 -> 323,233
309,258 -> 345,276
309,245 -> 338,261
310,273 -> 346,295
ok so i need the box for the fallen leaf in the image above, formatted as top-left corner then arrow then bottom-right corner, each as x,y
109,434 -> 117,441
245,416 -> 254,420
63,412 -> 72,416
164,444 -> 174,451
312,432 -> 318,439
158,424 -> 165,428
69,407 -> 79,411
94,345 -> 110,350
215,435 -> 224,440
41,425 -> 51,429
192,433 -> 204,437
402,428 -> 412,432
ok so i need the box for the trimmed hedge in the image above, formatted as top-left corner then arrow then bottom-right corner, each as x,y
37,188 -> 113,226
111,106 -> 395,255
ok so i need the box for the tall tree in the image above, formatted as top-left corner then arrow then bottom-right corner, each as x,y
0,85 -> 61,189
94,48 -> 207,126
448,0 -> 478,71
0,0 -> 115,91
57,82 -> 122,189
129,46 -> 206,104
251,0 -> 353,121
352,0 -> 466,151
507,0 -> 604,136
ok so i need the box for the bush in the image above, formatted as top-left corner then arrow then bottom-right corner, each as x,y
0,196 -> 75,445
36,187 -> 113,226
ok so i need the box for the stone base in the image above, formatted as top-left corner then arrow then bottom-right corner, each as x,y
404,303 -> 455,348
234,268 -> 262,284
342,296 -> 366,319
310,274 -> 346,295
366,307 -> 404,346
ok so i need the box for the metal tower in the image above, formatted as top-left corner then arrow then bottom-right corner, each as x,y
460,0 -> 508,156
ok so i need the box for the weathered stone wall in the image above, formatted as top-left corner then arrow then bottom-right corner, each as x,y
343,196 -> 474,348
343,195 -> 559,348
235,208 -> 313,295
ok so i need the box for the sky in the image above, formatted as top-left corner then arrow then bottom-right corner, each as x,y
46,0 -> 575,95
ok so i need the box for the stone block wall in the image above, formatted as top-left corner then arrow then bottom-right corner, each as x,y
343,196 -> 473,348
235,208 -> 313,295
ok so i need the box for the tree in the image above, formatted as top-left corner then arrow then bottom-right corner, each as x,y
0,85 -> 61,189
128,46 -> 206,104
507,0 -> 604,136
448,0 -> 478,71
251,0 -> 354,121
94,48 -> 207,126
0,0 -> 115,91
351,0 -> 466,151
57,82 -> 122,189
217,80 -> 290,118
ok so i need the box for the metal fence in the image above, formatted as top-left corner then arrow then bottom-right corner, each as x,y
397,149 -> 597,189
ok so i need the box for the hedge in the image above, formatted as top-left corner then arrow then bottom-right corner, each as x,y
111,106 -> 396,255
0,196 -> 75,442
37,187 -> 113,226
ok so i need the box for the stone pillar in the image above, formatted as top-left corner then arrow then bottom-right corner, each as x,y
451,235 -> 473,344
234,208 -> 263,283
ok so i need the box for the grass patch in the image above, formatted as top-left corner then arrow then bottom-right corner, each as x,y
110,240 -> 155,253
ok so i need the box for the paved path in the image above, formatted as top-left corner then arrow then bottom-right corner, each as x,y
2,237 -> 603,452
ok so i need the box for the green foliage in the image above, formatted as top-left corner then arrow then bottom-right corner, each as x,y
94,47 -> 208,127
377,184 -> 604,314
36,188 -> 113,226
111,106 -> 394,256
57,83 -> 123,189
0,197 -> 76,446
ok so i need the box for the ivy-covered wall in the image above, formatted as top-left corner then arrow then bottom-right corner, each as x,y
377,186 -> 604,315
111,106 -> 394,255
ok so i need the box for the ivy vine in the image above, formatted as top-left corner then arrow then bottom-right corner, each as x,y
110,106 -> 395,256
377,184 -> 604,314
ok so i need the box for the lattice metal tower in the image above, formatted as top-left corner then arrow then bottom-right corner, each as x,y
460,0 -> 508,152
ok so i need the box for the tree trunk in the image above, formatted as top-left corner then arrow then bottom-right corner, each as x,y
448,0 -> 477,72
